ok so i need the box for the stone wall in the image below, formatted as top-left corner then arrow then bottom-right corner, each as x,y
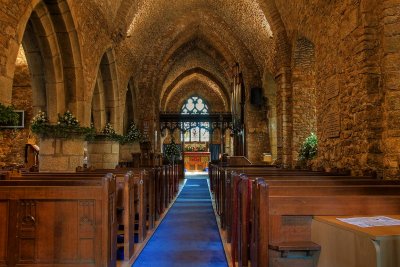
291,37 -> 317,163
246,102 -> 271,163
273,0 -> 399,178
380,0 -> 400,178
0,59 -> 34,167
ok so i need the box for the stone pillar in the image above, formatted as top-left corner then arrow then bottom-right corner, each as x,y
39,138 -> 86,172
276,67 -> 293,168
87,140 -> 120,169
119,143 -> 140,162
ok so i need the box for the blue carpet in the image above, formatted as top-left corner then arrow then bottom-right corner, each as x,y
133,176 -> 228,267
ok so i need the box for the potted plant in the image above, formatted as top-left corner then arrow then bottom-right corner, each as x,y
164,140 -> 181,163
297,132 -> 318,169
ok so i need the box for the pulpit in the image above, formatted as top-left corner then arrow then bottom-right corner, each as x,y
184,152 -> 210,172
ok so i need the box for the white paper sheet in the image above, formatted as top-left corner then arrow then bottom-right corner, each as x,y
337,216 -> 400,228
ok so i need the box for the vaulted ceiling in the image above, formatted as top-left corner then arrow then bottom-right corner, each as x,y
102,0 -> 281,110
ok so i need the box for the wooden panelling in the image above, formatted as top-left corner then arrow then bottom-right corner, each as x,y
0,201 -> 8,265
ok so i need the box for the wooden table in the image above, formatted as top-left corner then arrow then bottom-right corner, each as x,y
312,215 -> 400,267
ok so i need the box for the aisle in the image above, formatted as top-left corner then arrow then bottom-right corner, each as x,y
133,176 -> 228,267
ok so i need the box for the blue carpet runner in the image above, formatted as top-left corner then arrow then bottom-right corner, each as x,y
133,176 -> 228,267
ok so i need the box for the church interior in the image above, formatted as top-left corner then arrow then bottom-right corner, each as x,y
0,0 -> 400,267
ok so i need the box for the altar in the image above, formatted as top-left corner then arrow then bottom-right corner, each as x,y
184,152 -> 210,172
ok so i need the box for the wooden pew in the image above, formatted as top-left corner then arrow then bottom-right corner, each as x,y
248,177 -> 400,267
0,175 -> 117,267
221,169 -> 369,243
68,168 -> 151,244
208,165 -> 400,266
8,170 -> 140,262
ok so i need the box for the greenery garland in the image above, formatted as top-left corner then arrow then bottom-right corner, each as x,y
86,121 -> 143,144
120,122 -> 143,145
31,110 -> 94,139
31,111 -> 144,144
85,122 -> 121,142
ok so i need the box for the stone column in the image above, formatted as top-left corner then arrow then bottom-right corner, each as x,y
39,138 -> 86,172
87,140 -> 120,169
275,67 -> 293,168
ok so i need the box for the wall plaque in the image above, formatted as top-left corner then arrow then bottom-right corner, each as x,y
326,112 -> 341,138
326,77 -> 339,100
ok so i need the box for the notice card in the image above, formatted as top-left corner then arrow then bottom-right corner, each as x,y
337,216 -> 400,228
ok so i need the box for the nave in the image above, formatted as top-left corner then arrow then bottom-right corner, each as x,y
133,175 -> 227,267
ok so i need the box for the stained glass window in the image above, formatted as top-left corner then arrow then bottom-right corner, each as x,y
181,96 -> 210,142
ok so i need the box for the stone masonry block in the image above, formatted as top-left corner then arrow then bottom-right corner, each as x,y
87,153 -> 103,163
39,138 -> 55,155
62,139 -> 86,156
39,155 -> 70,172
103,153 -> 119,163
68,155 -> 84,170
111,142 -> 120,153
87,141 -> 112,154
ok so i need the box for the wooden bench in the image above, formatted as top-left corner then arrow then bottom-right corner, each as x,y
247,177 -> 400,267
0,175 -> 117,267
220,168 -> 370,243
207,164 -> 400,267
8,170 -> 142,262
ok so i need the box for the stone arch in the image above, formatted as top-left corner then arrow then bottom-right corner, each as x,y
20,1 -> 65,123
122,78 -> 138,134
4,0 -> 84,123
91,48 -> 121,133
291,36 -> 317,162
91,70 -> 106,131
164,77 -> 227,113
161,68 -> 229,111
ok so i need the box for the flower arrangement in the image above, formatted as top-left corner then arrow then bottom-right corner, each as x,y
86,122 -> 122,142
102,122 -> 116,135
31,110 -> 93,139
57,110 -> 79,127
164,140 -> 181,162
0,103 -> 20,126
120,122 -> 143,144
184,143 -> 206,152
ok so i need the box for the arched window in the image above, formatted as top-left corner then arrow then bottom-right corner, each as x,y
181,96 -> 210,142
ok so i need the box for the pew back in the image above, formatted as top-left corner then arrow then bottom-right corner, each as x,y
0,175 -> 117,267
